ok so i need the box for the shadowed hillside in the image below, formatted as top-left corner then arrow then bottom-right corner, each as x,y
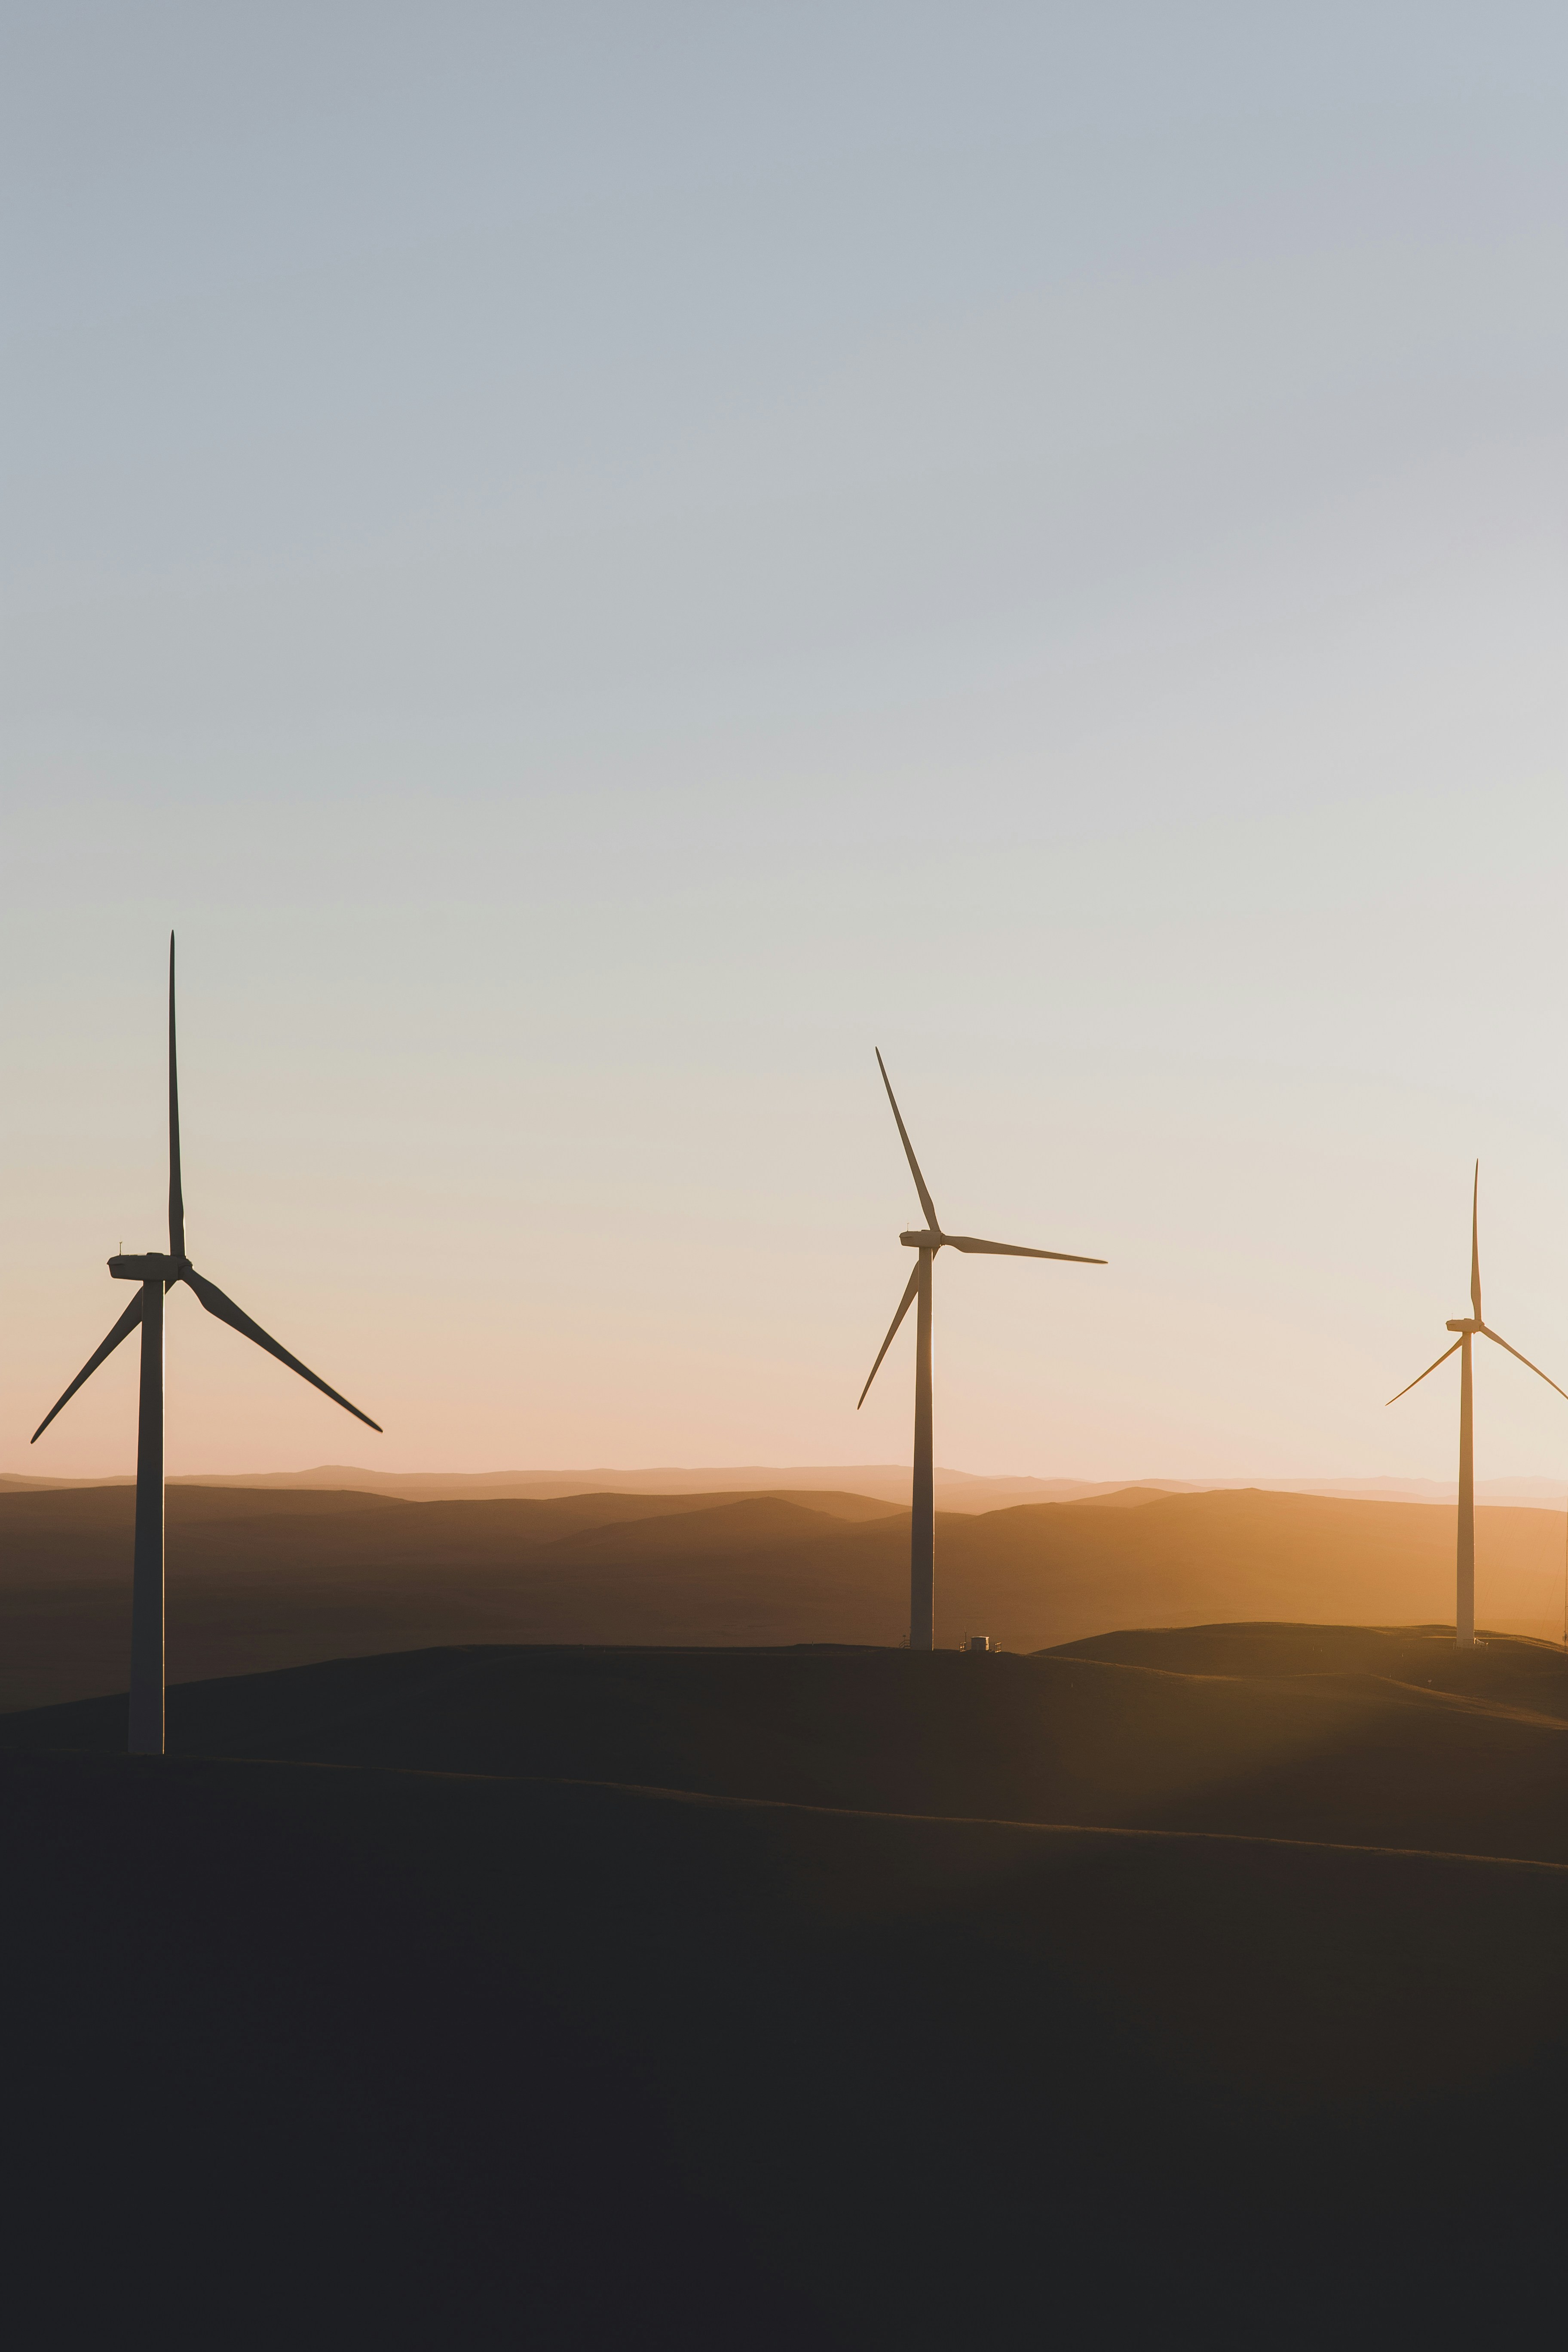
6,1630 -> 1568,2345
8,1625 -> 1567,1862
0,1483 -> 896,1707
4,1479 -> 1565,1710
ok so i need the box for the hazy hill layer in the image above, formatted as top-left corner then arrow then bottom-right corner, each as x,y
0,1484 -> 897,1706
2,1461 -> 1042,1507
13,1459 -> 1567,1507
938,1484 -> 1568,1645
5,1479 -> 1565,1710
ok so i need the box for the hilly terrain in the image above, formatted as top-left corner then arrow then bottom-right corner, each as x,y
6,1623 -> 1568,2346
10,1459 -> 1564,1505
7,1622 -> 1567,1859
4,1476 -> 1565,1709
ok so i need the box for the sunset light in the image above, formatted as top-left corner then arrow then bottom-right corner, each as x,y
6,9 -> 1568,2347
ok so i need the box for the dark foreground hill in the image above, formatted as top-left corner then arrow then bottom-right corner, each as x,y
5,1634 -> 1568,2348
7,1624 -> 1568,1859
5,1477 -> 1566,1709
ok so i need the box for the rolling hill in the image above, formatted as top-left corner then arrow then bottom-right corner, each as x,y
4,1621 -> 1565,1860
6,1624 -> 1568,2346
3,1477 -> 1565,1710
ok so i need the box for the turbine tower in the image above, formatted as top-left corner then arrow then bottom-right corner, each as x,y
1387,1163 -> 1566,1648
858,1051 -> 1105,1651
31,935 -> 381,1754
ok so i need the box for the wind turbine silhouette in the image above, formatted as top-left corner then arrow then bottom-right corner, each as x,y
857,1051 -> 1105,1651
1387,1164 -> 1567,1649
31,936 -> 381,1753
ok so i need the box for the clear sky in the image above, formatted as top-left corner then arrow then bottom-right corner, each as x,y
6,3 -> 1568,1482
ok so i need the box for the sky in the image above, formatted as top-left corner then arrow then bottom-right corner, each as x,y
5,2 -> 1568,1482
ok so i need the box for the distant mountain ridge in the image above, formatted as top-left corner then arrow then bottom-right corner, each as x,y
6,1478 -> 1567,1713
5,1462 -> 1566,1509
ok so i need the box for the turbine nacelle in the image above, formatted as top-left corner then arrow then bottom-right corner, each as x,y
1445,1318 -> 1480,1334
111,1253 -> 190,1281
900,1229 -> 943,1250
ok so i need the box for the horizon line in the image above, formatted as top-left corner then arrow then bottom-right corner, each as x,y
6,1460 -> 1568,1493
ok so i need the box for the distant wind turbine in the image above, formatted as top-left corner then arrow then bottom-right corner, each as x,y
857,1051 -> 1105,1651
31,936 -> 382,1754
1387,1164 -> 1566,1649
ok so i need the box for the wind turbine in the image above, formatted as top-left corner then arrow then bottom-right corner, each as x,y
857,1051 -> 1105,1651
1387,1164 -> 1567,1648
31,936 -> 382,1754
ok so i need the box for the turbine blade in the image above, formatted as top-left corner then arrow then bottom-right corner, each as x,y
1479,1325 -> 1568,1405
1385,1338 -> 1463,1408
168,932 -> 185,1263
875,1050 -> 940,1233
1470,1161 -> 1481,1325
31,1293 -> 146,1443
944,1233 -> 1107,1264
857,1263 -> 921,1410
182,1266 -> 382,1431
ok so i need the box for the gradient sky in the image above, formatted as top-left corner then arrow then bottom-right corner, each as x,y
6,3 -> 1568,1482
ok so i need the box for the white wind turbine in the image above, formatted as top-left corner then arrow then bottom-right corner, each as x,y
1387,1164 -> 1567,1648
858,1052 -> 1105,1651
31,936 -> 381,1752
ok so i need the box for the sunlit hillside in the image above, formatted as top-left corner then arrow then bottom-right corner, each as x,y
4,1478 -> 1562,1710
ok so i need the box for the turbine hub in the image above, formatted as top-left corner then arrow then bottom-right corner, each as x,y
1445,1318 -> 1479,1334
110,1253 -> 189,1281
900,1229 -> 943,1250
